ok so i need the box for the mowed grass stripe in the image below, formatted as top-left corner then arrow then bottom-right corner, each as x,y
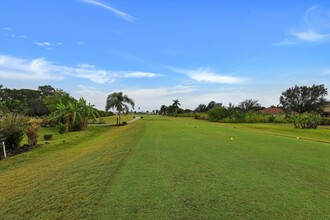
99,116 -> 330,219
0,120 -> 145,219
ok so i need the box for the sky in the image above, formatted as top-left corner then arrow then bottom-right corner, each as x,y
0,0 -> 330,111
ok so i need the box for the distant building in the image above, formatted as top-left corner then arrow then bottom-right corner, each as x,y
259,107 -> 284,116
323,102 -> 330,117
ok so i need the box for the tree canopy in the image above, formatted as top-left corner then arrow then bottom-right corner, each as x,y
280,84 -> 328,113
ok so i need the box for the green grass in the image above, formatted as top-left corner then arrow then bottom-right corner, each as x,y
1,116 -> 329,219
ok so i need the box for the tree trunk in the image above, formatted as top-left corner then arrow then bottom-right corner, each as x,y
118,111 -> 121,124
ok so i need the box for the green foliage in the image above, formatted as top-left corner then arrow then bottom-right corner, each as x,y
280,84 -> 328,113
320,117 -> 330,125
0,115 -> 27,150
43,134 -> 53,141
57,123 -> 68,134
291,112 -> 322,129
51,98 -> 99,132
238,99 -> 262,112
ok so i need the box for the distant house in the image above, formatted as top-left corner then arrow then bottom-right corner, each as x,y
323,102 -> 330,117
259,107 -> 284,116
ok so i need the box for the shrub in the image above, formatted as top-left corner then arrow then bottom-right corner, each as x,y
292,112 -> 322,129
40,117 -> 51,127
98,117 -> 106,124
25,118 -> 41,147
57,123 -> 68,134
320,117 -> 330,125
0,115 -> 27,150
43,134 -> 53,141
122,121 -> 127,125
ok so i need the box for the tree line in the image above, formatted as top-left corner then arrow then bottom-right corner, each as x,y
158,84 -> 329,128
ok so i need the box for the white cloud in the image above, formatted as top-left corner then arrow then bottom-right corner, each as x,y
277,5 -> 330,46
0,55 -> 62,80
0,54 -> 162,84
171,68 -> 245,84
36,42 -> 51,47
295,29 -> 330,42
80,0 -> 136,22
114,71 -> 162,78
2,27 -> 13,31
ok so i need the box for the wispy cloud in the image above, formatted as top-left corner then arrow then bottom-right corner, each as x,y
36,42 -> 51,47
1,27 -> 13,31
277,5 -> 330,46
80,0 -> 136,22
0,54 -> 161,83
295,29 -> 330,42
114,71 -> 162,78
171,68 -> 245,84
0,55 -> 62,80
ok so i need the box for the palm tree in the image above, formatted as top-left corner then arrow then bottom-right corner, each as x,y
172,99 -> 181,114
105,92 -> 135,124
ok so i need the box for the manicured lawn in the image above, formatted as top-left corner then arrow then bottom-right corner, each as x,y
1,116 -> 329,219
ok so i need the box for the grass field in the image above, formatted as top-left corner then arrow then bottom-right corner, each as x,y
0,116 -> 329,219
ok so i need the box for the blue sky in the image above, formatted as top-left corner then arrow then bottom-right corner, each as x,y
1,0 -> 330,111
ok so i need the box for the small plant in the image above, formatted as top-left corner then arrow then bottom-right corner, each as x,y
122,121 -> 127,125
25,118 -> 41,147
44,134 -> 53,141
57,123 -> 68,134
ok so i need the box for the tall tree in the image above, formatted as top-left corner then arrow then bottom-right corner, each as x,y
195,104 -> 207,113
105,92 -> 135,124
238,99 -> 262,112
280,84 -> 328,113
172,99 -> 181,114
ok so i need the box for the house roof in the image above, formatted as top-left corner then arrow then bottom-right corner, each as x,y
259,107 -> 284,115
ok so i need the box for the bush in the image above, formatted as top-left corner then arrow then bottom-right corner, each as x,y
0,115 -> 27,150
122,121 -> 127,125
292,112 -> 322,129
57,123 -> 68,134
40,117 -> 52,127
321,117 -> 330,125
25,118 -> 41,147
43,134 -> 53,141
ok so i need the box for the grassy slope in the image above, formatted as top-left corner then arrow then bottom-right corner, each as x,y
99,116 -> 330,219
0,120 -> 145,219
1,116 -> 329,219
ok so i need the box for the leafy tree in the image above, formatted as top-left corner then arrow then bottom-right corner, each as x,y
172,99 -> 181,114
159,105 -> 168,115
238,99 -> 262,112
280,84 -> 328,113
105,92 -> 135,124
43,89 -> 76,113
51,101 -> 79,131
76,98 -> 99,130
207,101 -> 222,110
38,85 -> 56,97
195,104 -> 208,113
